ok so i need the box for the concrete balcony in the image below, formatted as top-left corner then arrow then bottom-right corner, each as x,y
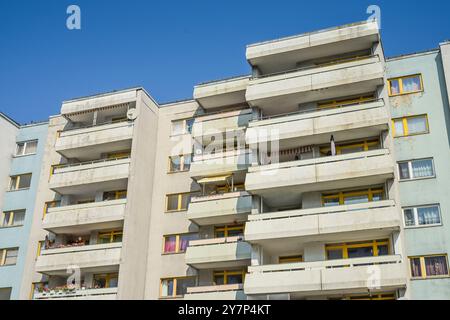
245,200 -> 400,245
56,121 -> 134,161
193,76 -> 250,109
49,157 -> 130,195
246,21 -> 380,74
43,199 -> 126,234
192,109 -> 253,144
33,287 -> 118,300
184,284 -> 246,300
246,55 -> 384,113
246,99 -> 388,148
61,88 -> 137,116
244,255 -> 407,297
190,149 -> 251,181
185,237 -> 252,269
36,243 -> 122,275
188,192 -> 252,226
245,149 -> 394,196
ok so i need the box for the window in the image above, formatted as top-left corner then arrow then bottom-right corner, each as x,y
392,115 -> 429,137
279,255 -> 303,264
168,155 -> 192,173
163,233 -> 199,254
36,241 -> 44,258
347,293 -> 396,300
1,210 -> 25,227
43,201 -> 61,219
213,270 -> 245,285
0,288 -> 12,300
171,118 -> 194,136
398,159 -> 435,180
160,277 -> 196,298
16,140 -> 38,156
93,273 -> 119,288
403,205 -> 441,227
0,248 -> 19,266
106,151 -> 131,159
319,138 -> 380,156
322,188 -> 384,207
317,94 -> 376,109
165,193 -> 196,212
214,224 -> 245,238
103,190 -> 127,201
326,239 -> 390,260
388,74 -> 423,96
9,174 -> 32,191
410,255 -> 449,279
98,230 -> 123,244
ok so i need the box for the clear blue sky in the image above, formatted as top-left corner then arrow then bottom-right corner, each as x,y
1,0 -> 449,123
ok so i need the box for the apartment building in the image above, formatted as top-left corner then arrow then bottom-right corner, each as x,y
0,115 -> 48,300
1,21 -> 449,300
385,43 -> 450,299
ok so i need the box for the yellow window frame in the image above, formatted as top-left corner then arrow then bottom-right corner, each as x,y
1,210 -> 24,227
392,115 -> 429,137
36,241 -> 44,259
93,273 -> 119,288
106,151 -> 131,159
103,190 -> 127,200
162,233 -> 197,254
216,183 -> 245,194
214,224 -> 245,238
0,248 -> 18,266
168,154 -> 191,173
43,201 -> 61,219
98,230 -> 123,243
322,188 -> 384,206
348,293 -> 396,300
279,255 -> 303,264
326,239 -> 390,260
320,138 -> 380,156
159,276 -> 196,298
213,269 -> 246,285
165,192 -> 194,212
409,254 -> 449,279
388,74 -> 424,97
318,94 -> 376,109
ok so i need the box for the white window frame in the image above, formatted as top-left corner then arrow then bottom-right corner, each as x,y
170,118 -> 194,136
403,204 -> 442,228
15,140 -> 38,157
398,158 -> 435,181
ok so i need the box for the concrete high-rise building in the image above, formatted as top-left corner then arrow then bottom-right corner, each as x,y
0,114 -> 48,300
0,21 -> 449,300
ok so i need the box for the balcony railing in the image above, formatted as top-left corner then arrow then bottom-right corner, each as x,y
248,200 -> 395,222
34,287 -> 118,300
249,148 -> 389,173
52,155 -> 131,173
253,54 -> 378,80
187,283 -> 243,294
256,98 -> 382,122
59,118 -> 131,134
248,255 -> 402,273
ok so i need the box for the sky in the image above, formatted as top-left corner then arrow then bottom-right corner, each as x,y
1,0 -> 449,124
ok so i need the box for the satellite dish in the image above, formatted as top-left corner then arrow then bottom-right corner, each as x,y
127,108 -> 138,120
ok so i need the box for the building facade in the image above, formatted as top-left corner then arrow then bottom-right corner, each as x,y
0,117 -> 48,300
0,21 -> 449,300
386,44 -> 450,299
